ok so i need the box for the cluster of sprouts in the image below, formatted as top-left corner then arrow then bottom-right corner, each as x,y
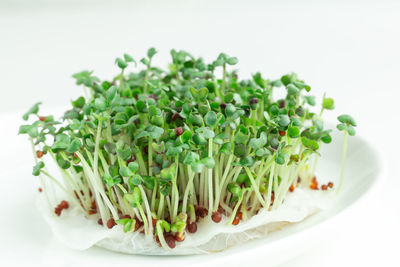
19,48 -> 356,249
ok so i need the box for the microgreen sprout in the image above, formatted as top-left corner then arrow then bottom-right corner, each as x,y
19,49 -> 356,250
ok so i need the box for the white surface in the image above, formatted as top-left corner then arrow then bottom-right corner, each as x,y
0,0 -> 399,266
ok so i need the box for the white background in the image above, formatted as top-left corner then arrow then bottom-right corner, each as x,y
0,0 -> 399,266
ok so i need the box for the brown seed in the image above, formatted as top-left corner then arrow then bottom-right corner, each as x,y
220,103 -> 227,109
175,232 -> 185,242
91,200 -> 96,210
174,127 -> 183,136
98,218 -> 103,225
198,207 -> 208,218
187,222 -> 198,233
232,217 -> 240,225
36,151 -> 44,158
134,221 -> 140,232
165,234 -> 176,249
237,211 -> 243,220
60,200 -> 69,209
328,182 -> 334,188
88,210 -> 97,215
289,185 -> 294,192
120,214 -> 132,219
218,205 -> 224,214
106,218 -> 116,229
39,116 -> 46,122
54,207 -> 62,216
279,100 -> 286,108
38,187 -> 42,192
155,236 -> 161,246
152,218 -> 158,227
279,130 -> 286,137
321,185 -> 328,191
211,211 -> 222,223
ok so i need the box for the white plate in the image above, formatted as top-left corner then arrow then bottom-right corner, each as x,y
0,111 -> 384,267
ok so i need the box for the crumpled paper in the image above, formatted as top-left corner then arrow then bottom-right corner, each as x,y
37,187 -> 333,255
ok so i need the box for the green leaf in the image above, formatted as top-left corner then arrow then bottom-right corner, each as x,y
239,156 -> 255,167
347,125 -> 356,136
143,176 -> 155,190
304,96 -> 316,106
23,102 -> 41,121
123,53 -> 135,63
301,137 -> 319,151
128,161 -> 139,173
277,115 -> 290,127
52,134 -> 70,150
286,84 -> 299,95
120,166 -> 133,177
147,47 -> 157,59
201,157 -> 215,168
226,57 -> 238,65
32,161 -> 45,176
234,131 -> 249,145
115,57 -> 128,69
249,132 -> 267,149
183,151 -> 200,165
147,126 -> 164,139
322,97 -> 335,110
287,126 -> 300,138
204,111 -> 217,128
337,123 -> 346,131
195,127 -> 215,139
94,98 -> 107,111
66,138 -> 82,153
338,114 -> 357,127
72,96 -> 85,108
129,174 -> 142,186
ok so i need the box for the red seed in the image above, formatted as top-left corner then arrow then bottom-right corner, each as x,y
187,222 -> 197,233
36,151 -> 44,158
174,127 -> 183,136
328,182 -> 334,188
289,185 -> 295,192
88,210 -> 97,215
60,200 -> 69,209
279,130 -> 286,137
38,187 -> 42,192
237,211 -> 243,220
98,218 -> 103,225
232,217 -> 240,225
106,218 -> 116,229
54,207 -> 62,216
249,97 -> 258,105
321,185 -> 328,190
39,116 -> 46,122
152,218 -> 158,227
165,235 -> 176,249
171,113 -> 182,121
120,214 -> 131,219
127,154 -> 136,164
91,200 -> 96,210
211,211 -> 222,223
